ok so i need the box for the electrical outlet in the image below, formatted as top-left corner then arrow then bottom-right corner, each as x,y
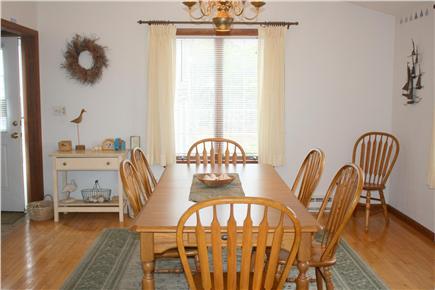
53,106 -> 66,116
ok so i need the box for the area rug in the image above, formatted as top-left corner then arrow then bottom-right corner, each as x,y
61,229 -> 388,290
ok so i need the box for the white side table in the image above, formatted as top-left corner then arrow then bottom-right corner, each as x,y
50,150 -> 127,222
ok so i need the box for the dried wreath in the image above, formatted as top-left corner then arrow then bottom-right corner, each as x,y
62,34 -> 108,85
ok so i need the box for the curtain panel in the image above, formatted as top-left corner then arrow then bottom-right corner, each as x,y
146,24 -> 177,166
257,26 -> 287,166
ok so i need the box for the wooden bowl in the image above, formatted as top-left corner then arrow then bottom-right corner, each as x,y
196,174 -> 235,188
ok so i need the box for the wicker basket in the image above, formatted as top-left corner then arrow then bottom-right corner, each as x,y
27,195 -> 54,221
81,180 -> 111,203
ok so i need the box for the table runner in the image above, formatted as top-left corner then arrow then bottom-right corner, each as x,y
189,173 -> 245,202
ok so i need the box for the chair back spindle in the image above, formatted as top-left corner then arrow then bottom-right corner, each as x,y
176,197 -> 301,290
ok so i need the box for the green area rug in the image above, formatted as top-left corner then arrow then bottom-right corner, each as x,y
62,229 -> 388,290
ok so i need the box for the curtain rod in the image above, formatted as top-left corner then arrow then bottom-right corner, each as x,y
137,20 -> 298,29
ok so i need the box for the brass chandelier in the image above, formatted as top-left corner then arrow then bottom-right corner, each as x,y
182,0 -> 266,32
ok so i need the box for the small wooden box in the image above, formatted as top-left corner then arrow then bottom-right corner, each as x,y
58,140 -> 72,152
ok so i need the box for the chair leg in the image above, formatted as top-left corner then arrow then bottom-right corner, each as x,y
379,190 -> 389,224
194,255 -> 200,273
315,267 -> 324,290
324,267 -> 334,290
365,191 -> 371,231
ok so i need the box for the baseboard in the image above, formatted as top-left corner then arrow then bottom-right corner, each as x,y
386,205 -> 434,242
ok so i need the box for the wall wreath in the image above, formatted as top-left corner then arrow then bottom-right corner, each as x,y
62,34 -> 108,85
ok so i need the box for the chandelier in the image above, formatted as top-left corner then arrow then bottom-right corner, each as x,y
182,0 -> 266,32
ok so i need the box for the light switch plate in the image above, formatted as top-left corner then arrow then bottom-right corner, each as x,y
53,106 -> 66,116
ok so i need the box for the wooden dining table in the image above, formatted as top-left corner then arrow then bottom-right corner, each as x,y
131,164 -> 321,290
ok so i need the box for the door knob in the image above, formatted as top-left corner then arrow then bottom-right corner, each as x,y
12,120 -> 19,126
11,132 -> 19,139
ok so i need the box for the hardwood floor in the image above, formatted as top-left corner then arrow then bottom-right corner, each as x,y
343,209 -> 434,290
1,210 -> 434,290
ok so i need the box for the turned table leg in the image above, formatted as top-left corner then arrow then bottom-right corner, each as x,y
296,233 -> 311,290
140,233 -> 155,290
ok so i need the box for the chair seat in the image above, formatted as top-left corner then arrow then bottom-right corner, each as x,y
363,183 -> 385,191
158,247 -> 198,258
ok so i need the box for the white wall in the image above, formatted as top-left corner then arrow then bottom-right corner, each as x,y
1,1 -> 37,29
389,4 -> 434,232
266,3 -> 395,200
3,2 -> 395,202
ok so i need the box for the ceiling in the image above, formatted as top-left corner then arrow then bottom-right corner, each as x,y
352,1 -> 429,17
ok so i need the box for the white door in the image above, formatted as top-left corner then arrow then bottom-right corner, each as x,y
1,37 -> 25,212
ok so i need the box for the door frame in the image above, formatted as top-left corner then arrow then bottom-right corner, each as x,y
1,19 -> 44,202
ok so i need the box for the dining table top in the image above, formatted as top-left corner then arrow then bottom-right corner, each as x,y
131,164 -> 320,233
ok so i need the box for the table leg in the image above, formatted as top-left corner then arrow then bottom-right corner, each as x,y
296,232 -> 311,290
140,233 -> 155,290
52,159 -> 59,222
117,158 -> 124,222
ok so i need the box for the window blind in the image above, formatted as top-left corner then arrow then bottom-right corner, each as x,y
175,37 -> 258,156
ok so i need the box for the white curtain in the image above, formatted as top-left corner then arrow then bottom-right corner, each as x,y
429,20 -> 435,188
428,107 -> 435,188
257,26 -> 286,166
146,24 -> 177,166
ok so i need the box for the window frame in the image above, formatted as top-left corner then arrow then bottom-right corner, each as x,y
175,29 -> 259,164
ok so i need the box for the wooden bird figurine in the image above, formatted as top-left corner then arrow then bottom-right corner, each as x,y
70,109 -> 86,124
71,109 -> 86,146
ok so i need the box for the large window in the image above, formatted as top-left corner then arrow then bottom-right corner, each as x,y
175,37 -> 258,158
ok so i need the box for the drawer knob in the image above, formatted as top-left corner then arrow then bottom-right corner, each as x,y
106,162 -> 111,165
63,162 -> 67,166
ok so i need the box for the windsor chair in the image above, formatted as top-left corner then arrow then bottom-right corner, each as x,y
352,132 -> 399,230
186,138 -> 247,165
291,148 -> 325,208
176,197 -> 301,290
131,147 -> 157,194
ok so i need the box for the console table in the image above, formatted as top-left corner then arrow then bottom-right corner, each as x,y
50,150 -> 127,222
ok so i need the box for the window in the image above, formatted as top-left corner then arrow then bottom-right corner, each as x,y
175,36 -> 258,158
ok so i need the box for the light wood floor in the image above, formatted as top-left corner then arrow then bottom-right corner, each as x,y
1,210 -> 434,290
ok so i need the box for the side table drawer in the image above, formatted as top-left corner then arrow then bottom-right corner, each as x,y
55,157 -> 119,170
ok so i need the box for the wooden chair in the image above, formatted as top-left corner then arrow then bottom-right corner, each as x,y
120,160 -> 150,216
186,138 -> 247,165
352,132 -> 399,230
281,164 -> 363,289
291,148 -> 325,208
120,160 -> 198,273
131,147 -> 157,194
176,197 -> 301,290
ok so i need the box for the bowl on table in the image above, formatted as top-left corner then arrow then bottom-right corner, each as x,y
196,173 -> 235,188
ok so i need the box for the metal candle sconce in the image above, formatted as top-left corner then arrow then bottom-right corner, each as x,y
402,40 -> 423,104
